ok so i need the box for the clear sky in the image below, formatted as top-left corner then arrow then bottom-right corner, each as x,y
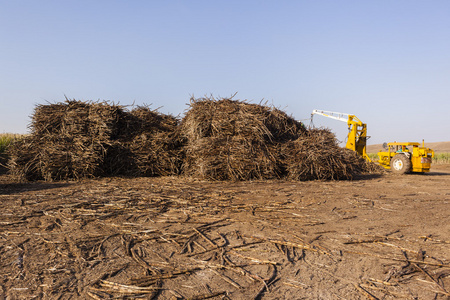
1,0 -> 449,144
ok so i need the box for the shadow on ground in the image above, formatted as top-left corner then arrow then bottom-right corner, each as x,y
0,182 -> 71,195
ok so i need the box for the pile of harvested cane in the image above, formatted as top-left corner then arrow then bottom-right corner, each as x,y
180,97 -> 306,180
8,97 -> 380,181
281,128 -> 377,180
8,100 -> 182,181
180,96 -> 378,180
106,105 -> 183,177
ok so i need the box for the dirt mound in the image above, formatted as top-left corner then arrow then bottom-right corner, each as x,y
180,97 -> 379,181
8,100 -> 182,181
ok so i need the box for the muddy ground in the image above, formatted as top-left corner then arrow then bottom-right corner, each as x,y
0,165 -> 449,300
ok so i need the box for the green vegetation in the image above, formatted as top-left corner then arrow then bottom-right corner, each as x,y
0,134 -> 13,154
367,153 -> 378,162
0,133 -> 25,154
433,153 -> 450,164
0,134 -> 27,171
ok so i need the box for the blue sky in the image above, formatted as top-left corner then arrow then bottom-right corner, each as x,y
1,0 -> 449,144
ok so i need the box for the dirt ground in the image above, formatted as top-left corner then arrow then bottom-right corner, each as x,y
0,165 -> 449,300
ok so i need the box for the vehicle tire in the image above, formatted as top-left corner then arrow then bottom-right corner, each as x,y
390,154 -> 411,174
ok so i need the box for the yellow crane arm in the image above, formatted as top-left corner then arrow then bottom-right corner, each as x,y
311,109 -> 370,161
311,110 -> 363,126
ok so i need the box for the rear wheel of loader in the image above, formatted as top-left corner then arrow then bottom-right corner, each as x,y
390,154 -> 411,174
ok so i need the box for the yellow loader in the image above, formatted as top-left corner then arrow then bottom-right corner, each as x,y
377,142 -> 434,174
311,110 -> 434,174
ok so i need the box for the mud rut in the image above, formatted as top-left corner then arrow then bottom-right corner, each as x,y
1,168 -> 449,299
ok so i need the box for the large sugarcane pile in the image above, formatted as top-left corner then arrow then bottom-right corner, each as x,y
8,97 -> 379,181
281,128 -> 377,180
8,100 -> 182,181
180,97 -> 305,180
181,97 -> 377,180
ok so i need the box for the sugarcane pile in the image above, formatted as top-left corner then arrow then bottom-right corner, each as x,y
180,96 -> 377,181
180,97 -> 305,180
8,100 -> 182,181
8,97 -> 379,181
281,128 -> 376,180
106,106 -> 183,177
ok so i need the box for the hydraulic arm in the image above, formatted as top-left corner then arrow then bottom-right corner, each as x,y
311,110 -> 370,161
